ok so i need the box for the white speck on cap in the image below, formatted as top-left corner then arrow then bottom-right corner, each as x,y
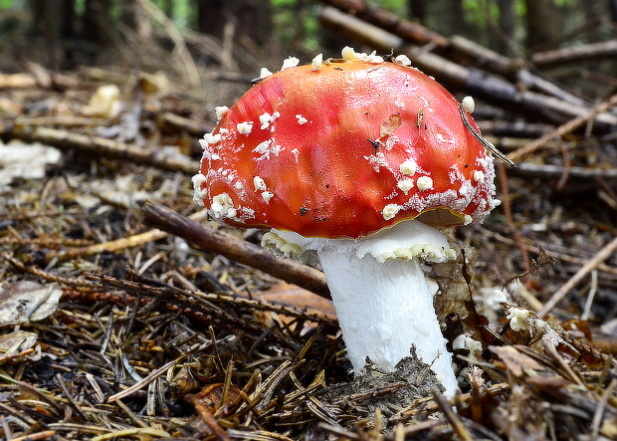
211,193 -> 237,219
400,159 -> 417,175
473,170 -> 485,182
237,121 -> 254,135
341,46 -> 359,60
462,96 -> 475,114
260,68 -> 273,79
204,133 -> 221,145
416,176 -> 434,191
394,54 -> 412,66
191,173 -> 208,203
215,106 -> 228,120
296,114 -> 308,125
365,51 -> 384,63
254,139 -> 272,156
312,53 -> 323,71
259,111 -> 280,130
397,178 -> 414,193
341,46 -> 383,63
261,191 -> 274,203
281,57 -> 300,70
259,113 -> 273,130
382,203 -> 401,220
253,176 -> 267,191
253,139 -> 283,160
291,148 -> 300,162
459,180 -> 474,198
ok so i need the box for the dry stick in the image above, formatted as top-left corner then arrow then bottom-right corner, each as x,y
46,229 -> 167,263
10,126 -> 196,174
143,202 -> 331,299
107,360 -> 176,402
531,39 -> 617,68
508,93 -> 617,162
591,378 -> 617,441
44,212 -> 208,264
189,395 -> 233,441
9,431 -> 57,441
477,227 -> 617,276
538,235 -> 617,318
432,390 -> 473,441
320,0 -> 449,48
511,163 -> 617,181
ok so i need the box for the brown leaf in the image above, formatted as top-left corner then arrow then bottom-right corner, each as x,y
252,282 -> 336,321
489,346 -> 544,378
0,281 -> 63,325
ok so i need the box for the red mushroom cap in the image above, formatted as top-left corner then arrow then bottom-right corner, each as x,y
194,58 -> 496,239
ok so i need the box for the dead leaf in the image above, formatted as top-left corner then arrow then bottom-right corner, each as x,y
489,346 -> 544,378
0,330 -> 38,352
0,141 -> 61,190
252,282 -> 336,321
0,281 -> 63,326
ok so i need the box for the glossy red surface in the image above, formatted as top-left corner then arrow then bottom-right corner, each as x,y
196,59 -> 496,238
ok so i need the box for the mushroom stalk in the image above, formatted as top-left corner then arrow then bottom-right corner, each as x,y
264,220 -> 459,397
318,249 -> 458,395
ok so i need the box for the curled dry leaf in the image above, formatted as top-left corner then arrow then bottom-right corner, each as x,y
0,281 -> 63,326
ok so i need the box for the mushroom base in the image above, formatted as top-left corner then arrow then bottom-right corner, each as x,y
318,247 -> 458,397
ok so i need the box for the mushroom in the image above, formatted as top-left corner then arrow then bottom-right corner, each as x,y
193,48 -> 498,397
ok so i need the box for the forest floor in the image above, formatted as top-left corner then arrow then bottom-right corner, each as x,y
1,24 -> 617,441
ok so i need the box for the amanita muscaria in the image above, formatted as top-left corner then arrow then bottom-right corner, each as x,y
193,48 -> 499,396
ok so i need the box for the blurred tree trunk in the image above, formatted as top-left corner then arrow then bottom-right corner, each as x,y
447,0 -> 466,36
496,0 -> 516,55
82,0 -> 114,46
582,0 -> 600,42
196,0 -> 272,48
60,0 -> 76,40
524,0 -> 560,51
28,0 -> 76,67
30,0 -> 61,37
407,0 -> 426,23
611,0 -> 617,23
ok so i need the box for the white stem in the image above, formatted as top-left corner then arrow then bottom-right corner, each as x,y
262,220 -> 460,397
317,249 -> 459,397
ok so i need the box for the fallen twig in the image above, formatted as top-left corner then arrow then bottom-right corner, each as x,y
143,202 -> 330,299
5,125 -> 196,174
539,235 -> 617,317
508,93 -> 617,162
511,163 -> 617,181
